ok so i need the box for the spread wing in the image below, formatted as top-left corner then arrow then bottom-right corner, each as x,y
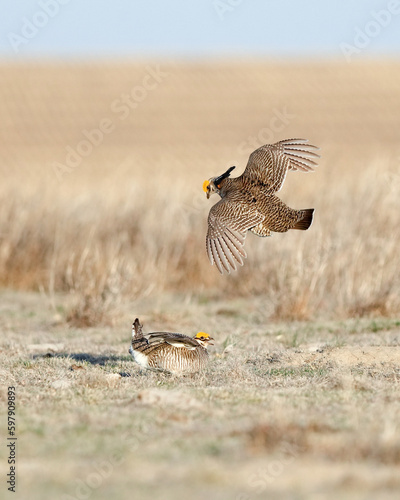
241,138 -> 320,193
147,332 -> 198,350
206,197 -> 264,274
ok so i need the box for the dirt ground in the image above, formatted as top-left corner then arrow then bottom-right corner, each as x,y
1,290 -> 399,500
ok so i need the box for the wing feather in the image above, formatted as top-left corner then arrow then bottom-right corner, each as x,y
242,138 -> 320,192
214,239 -> 231,273
206,198 -> 263,274
222,231 -> 244,264
218,236 -> 238,270
147,332 -> 198,350
206,238 -> 214,264
211,239 -> 224,274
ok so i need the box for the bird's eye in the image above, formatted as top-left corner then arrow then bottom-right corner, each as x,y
217,184 -> 221,189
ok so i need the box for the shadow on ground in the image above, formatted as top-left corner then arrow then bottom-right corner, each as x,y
32,352 -> 135,376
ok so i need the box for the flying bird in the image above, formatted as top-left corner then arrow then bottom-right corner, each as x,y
129,318 -> 213,375
203,138 -> 320,274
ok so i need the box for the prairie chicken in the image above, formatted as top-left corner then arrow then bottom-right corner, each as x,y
129,318 -> 213,375
203,138 -> 320,274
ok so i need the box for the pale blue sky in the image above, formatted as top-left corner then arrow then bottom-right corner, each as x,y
1,0 -> 400,59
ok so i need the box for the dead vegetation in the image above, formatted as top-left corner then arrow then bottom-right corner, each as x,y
0,61 -> 400,325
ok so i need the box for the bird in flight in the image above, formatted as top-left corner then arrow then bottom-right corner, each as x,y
203,138 -> 320,274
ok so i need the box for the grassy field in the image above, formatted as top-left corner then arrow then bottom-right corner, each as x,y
1,291 -> 400,499
1,60 -> 400,499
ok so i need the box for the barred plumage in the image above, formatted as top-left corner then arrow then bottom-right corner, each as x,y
129,318 -> 213,375
203,138 -> 320,274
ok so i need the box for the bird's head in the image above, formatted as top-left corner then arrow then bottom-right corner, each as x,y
194,332 -> 214,348
203,166 -> 236,199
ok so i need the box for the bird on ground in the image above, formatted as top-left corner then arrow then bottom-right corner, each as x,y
129,318 -> 213,375
203,138 -> 320,274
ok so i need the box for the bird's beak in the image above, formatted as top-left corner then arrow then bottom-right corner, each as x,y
206,191 -> 210,199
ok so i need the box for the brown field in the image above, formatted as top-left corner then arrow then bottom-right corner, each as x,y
1,60 -> 400,499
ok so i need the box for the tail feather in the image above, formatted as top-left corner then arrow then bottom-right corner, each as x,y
293,209 -> 314,230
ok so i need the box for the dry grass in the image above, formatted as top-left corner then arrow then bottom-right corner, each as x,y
0,61 -> 400,324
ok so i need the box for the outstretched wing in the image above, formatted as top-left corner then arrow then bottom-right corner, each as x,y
206,197 -> 264,274
147,332 -> 198,350
241,138 -> 320,193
